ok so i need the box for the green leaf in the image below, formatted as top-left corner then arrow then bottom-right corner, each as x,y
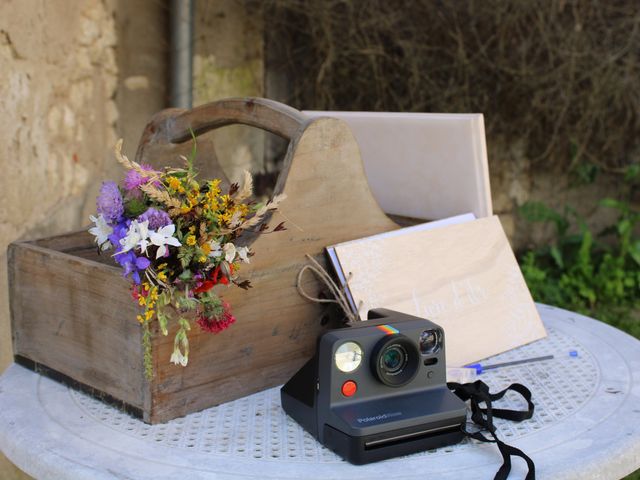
518,201 -> 569,236
157,291 -> 170,308
251,202 -> 266,213
630,241 -> 640,267
550,245 -> 564,269
177,294 -> 197,310
624,164 -> 640,183
124,198 -> 147,217
179,269 -> 193,281
157,310 -> 169,336
617,218 -> 631,237
599,198 -> 626,211
178,249 -> 194,269
179,317 -> 191,331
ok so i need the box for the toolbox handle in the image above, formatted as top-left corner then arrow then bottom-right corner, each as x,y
166,97 -> 308,143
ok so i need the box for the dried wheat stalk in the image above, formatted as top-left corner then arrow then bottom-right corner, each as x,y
114,139 -> 160,178
220,193 -> 287,234
233,170 -> 254,203
140,183 -> 182,209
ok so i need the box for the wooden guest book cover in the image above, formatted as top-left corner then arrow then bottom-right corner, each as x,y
328,215 -> 547,367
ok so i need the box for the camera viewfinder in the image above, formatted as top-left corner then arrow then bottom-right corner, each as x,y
419,329 -> 442,355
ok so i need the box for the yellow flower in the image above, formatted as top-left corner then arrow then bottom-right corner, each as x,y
149,287 -> 159,302
158,271 -> 167,282
209,179 -> 221,195
167,176 -> 182,191
145,309 -> 155,321
180,204 -> 191,214
206,198 -> 219,211
198,255 -> 207,263
201,243 -> 211,255
136,314 -> 144,323
157,263 -> 168,270
138,296 -> 147,307
186,235 -> 196,246
218,195 -> 232,212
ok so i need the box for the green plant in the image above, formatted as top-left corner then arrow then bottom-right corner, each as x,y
518,191 -> 640,337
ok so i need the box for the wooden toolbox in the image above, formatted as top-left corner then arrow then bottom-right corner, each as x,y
8,98 -> 398,423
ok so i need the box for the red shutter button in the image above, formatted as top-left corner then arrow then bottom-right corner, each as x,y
341,380 -> 357,397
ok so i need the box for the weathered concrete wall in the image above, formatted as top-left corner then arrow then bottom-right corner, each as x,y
0,0 -> 167,475
0,0 -> 120,476
0,0 -> 119,373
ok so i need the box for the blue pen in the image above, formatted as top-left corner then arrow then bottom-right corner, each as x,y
467,355 -> 554,374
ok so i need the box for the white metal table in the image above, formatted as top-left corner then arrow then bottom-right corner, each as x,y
1,304 -> 639,479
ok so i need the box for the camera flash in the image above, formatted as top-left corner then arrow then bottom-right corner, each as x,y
335,342 -> 363,373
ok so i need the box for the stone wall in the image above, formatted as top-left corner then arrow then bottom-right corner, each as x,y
0,0 -> 119,373
488,138 -> 624,250
0,0 -> 123,476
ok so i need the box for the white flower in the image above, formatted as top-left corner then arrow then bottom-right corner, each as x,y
208,240 -> 223,258
88,214 -> 113,251
149,224 -> 182,259
137,220 -> 151,254
223,242 -> 236,263
237,246 -> 251,264
119,220 -> 150,254
170,349 -> 188,366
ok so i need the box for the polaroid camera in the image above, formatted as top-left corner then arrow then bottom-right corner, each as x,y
281,308 -> 467,464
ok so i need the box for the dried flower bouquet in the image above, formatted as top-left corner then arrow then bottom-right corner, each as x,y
89,140 -> 285,378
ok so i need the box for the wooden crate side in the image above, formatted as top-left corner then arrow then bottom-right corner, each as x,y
147,263 -> 326,423
29,230 -> 97,253
8,240 -> 147,409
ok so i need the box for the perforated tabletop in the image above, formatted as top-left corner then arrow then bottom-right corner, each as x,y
1,304 -> 639,479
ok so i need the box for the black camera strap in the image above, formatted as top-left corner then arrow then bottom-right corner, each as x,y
447,380 -> 536,480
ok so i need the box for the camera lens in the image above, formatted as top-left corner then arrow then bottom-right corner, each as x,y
381,345 -> 406,374
372,334 -> 420,387
420,329 -> 442,355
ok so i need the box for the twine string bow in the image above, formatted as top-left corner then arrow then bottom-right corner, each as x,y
296,254 -> 359,323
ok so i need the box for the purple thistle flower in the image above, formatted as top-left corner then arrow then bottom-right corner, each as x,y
123,164 -> 156,192
96,181 -> 124,223
138,207 -> 172,230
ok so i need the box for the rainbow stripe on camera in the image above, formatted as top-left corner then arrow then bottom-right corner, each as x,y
377,324 -> 399,335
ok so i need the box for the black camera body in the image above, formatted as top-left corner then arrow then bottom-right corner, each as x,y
281,308 -> 467,464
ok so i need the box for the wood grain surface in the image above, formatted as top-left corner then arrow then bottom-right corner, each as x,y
333,215 -> 546,367
9,239 -> 146,408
